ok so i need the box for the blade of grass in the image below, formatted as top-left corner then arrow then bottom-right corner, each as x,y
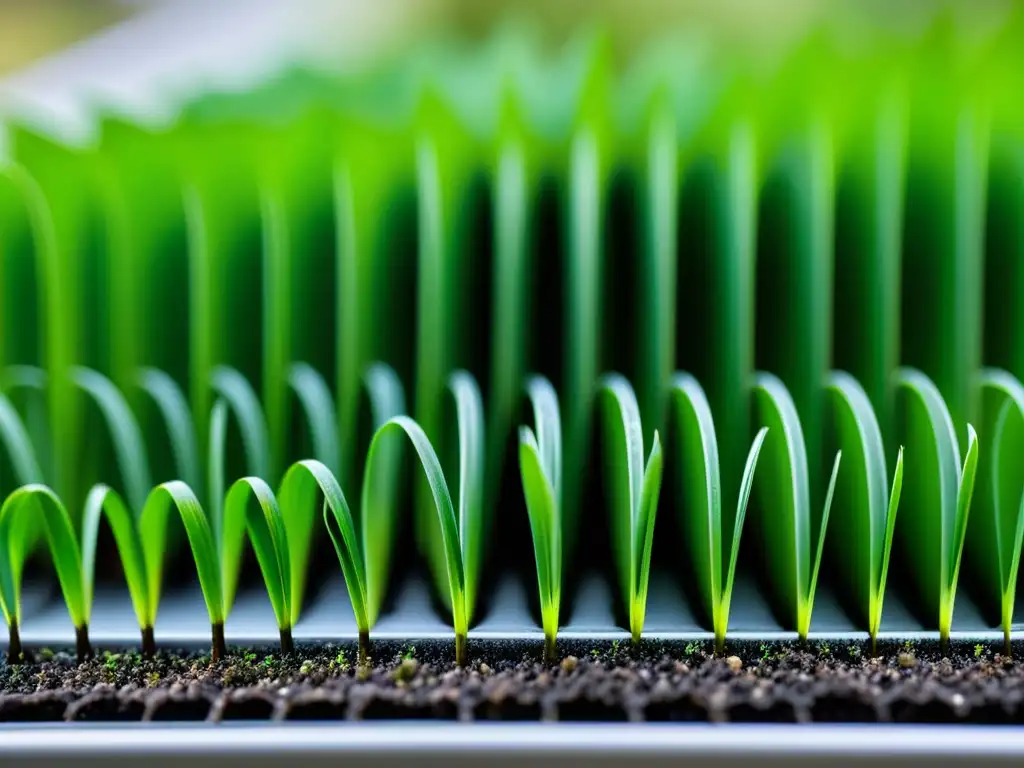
365,416 -> 467,663
520,375 -> 562,661
71,366 -> 151,513
597,373 -> 663,642
282,459 -> 366,639
80,484 -> 150,652
895,367 -> 978,645
137,367 -> 200,491
360,362 -> 406,626
137,480 -> 224,659
0,392 -> 44,485
223,476 -> 292,651
668,372 -> 768,651
825,371 -> 904,647
753,371 -> 841,638
288,362 -> 340,474
0,485 -> 88,661
974,368 -> 1024,650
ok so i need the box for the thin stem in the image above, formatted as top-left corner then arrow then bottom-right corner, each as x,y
279,627 -> 294,655
543,633 -> 556,665
76,625 -> 93,664
211,622 -> 226,662
455,632 -> 467,667
141,625 -> 156,658
358,630 -> 370,664
715,632 -> 726,657
7,621 -> 22,664
1005,625 -> 1012,659
870,634 -> 878,658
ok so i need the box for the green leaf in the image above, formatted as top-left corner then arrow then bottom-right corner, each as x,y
825,370 -> 903,642
753,371 -> 840,638
445,370 -> 485,623
288,362 -> 340,474
282,459 -> 365,630
895,367 -> 978,642
0,392 -> 44,485
365,416 -> 466,639
974,368 -> 1024,642
223,477 -> 291,630
0,485 -> 86,630
72,367 -> 152,513
137,481 -> 222,627
597,373 -> 662,641
137,367 -> 200,491
359,362 -> 406,626
519,375 -> 563,651
210,366 -> 271,482
81,484 -> 149,630
668,371 -> 768,649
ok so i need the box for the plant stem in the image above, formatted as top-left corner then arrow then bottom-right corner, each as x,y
358,630 -> 370,664
870,634 -> 878,658
76,625 -> 93,664
7,621 -> 22,664
714,633 -> 726,656
211,622 -> 226,662
1005,626 -> 1012,659
279,627 -> 294,655
141,626 -> 156,658
543,633 -> 556,665
455,632 -> 467,667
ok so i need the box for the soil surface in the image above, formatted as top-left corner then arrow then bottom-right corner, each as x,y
1,638 -> 1022,723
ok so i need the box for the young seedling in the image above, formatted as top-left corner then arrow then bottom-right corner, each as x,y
519,375 -> 562,663
339,371 -> 482,666
825,371 -> 904,654
597,374 -> 663,644
669,372 -> 769,653
753,372 -> 842,640
895,368 -> 978,650
972,368 -> 1024,655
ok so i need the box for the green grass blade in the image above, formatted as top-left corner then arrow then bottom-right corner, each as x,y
667,373 -> 722,636
825,371 -> 896,640
360,362 -> 406,626
138,367 -> 200,491
81,484 -> 148,630
948,425 -> 978,629
282,459 -> 365,630
288,362 -> 340,473
0,392 -> 44,485
753,371 -> 834,638
210,366 -> 271,482
975,368 -> 1024,637
806,450 -> 841,635
563,131 -> 603,567
875,448 -> 904,643
0,485 -> 86,630
137,481 -> 222,628
895,367 -> 972,642
598,374 -> 645,611
71,366 -> 152,513
446,370 -> 485,624
223,477 -> 291,630
632,430 -> 663,642
519,427 -> 559,652
723,427 -> 769,637
367,417 -> 466,645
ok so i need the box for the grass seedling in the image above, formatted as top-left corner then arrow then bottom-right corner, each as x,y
825,371 -> 904,654
598,374 -> 663,644
669,373 -> 769,653
972,368 -> 1024,655
895,368 -> 978,650
519,375 -> 563,663
753,372 -> 842,640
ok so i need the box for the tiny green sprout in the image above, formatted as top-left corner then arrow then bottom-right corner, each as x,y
611,639 -> 620,656
760,643 -> 770,662
402,645 -> 416,661
820,642 -> 832,657
591,648 -> 600,658
848,645 -> 862,660
685,642 -> 698,656
104,652 -> 121,672
147,672 -> 160,687
333,650 -> 349,670
904,639 -> 914,652
299,660 -> 314,675
244,652 -> 257,664
975,644 -> 984,658
263,655 -> 275,667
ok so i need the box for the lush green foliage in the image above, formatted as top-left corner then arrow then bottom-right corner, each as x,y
2,11 -> 1024,663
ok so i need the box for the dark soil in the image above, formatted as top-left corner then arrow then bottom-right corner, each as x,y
0,638 -> 1022,723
